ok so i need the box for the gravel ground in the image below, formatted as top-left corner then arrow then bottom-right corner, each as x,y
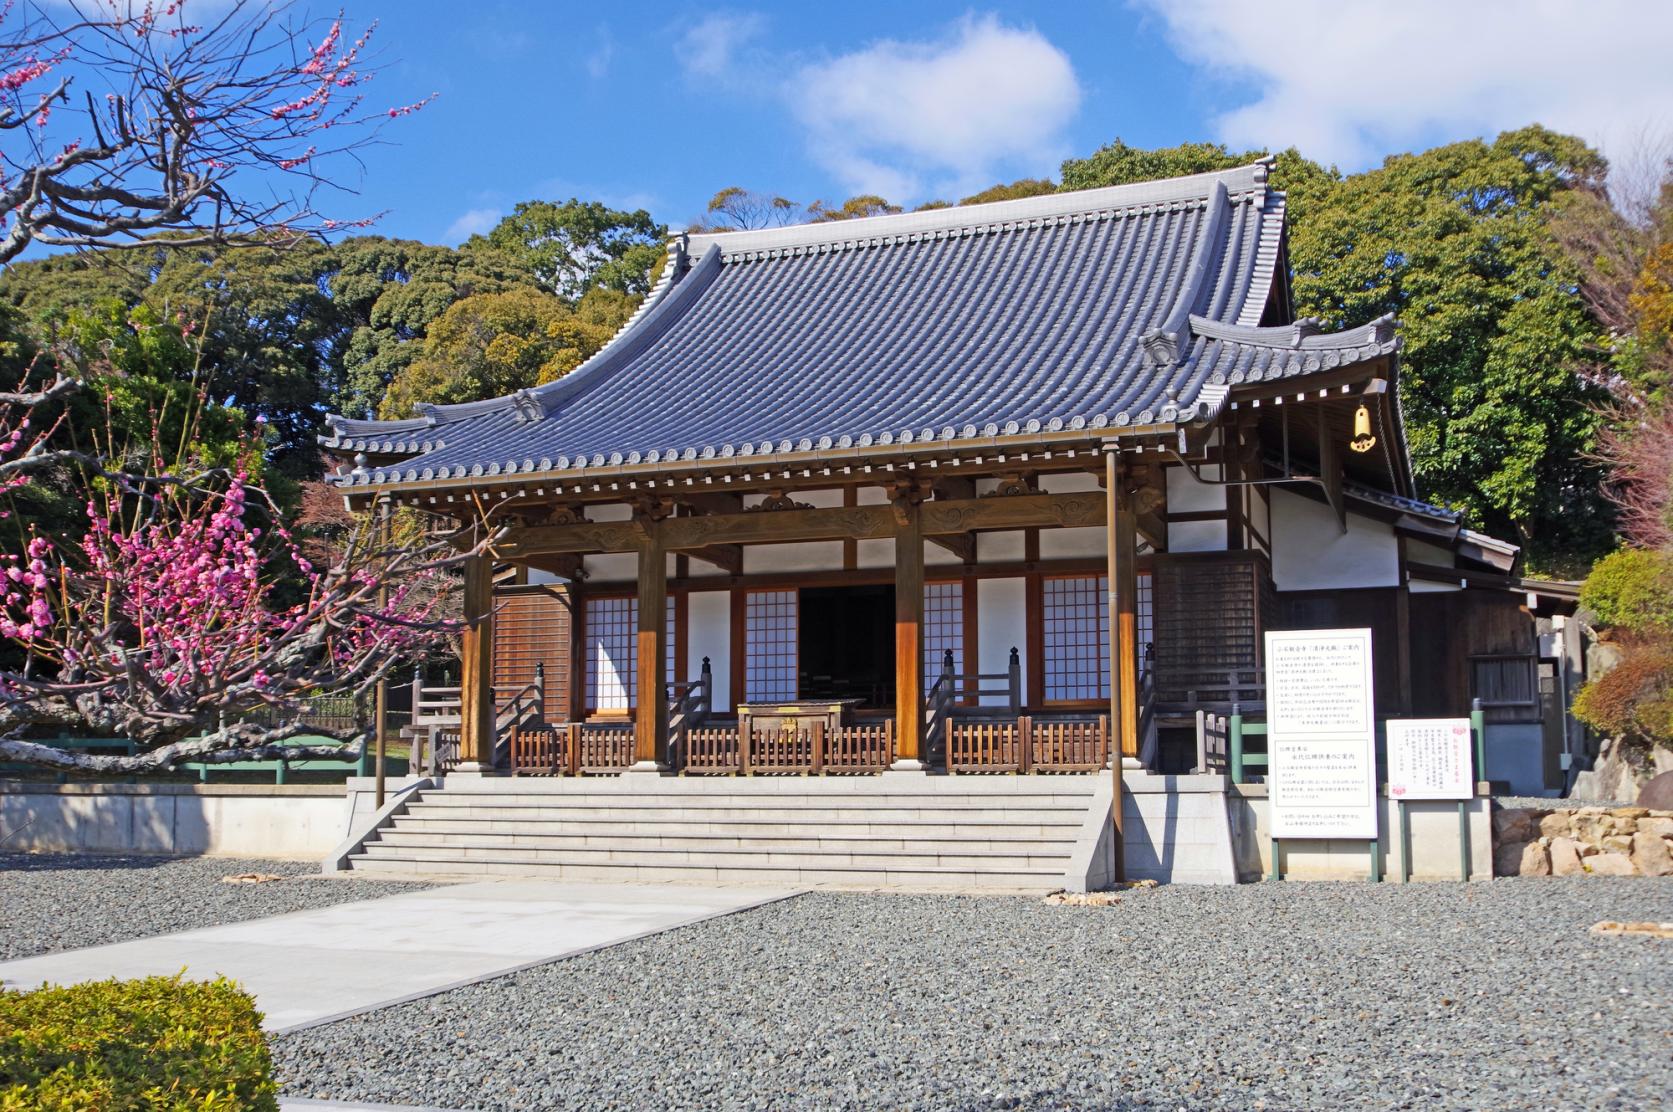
0,854 -> 435,961
273,878 -> 1673,1112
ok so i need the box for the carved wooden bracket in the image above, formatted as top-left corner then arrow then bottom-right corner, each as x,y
983,471 -> 1038,498
748,489 -> 814,512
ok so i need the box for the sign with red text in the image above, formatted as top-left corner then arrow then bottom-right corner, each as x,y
1386,718 -> 1473,801
1265,628 -> 1377,839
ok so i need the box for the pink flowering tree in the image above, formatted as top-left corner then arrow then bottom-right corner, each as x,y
0,0 -> 431,264
0,385 -> 476,773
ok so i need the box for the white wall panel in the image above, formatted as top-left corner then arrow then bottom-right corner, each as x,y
1039,472 -> 1100,493
978,530 -> 1026,563
744,541 -> 845,573
977,577 -> 1028,706
1168,520 -> 1226,553
1040,526 -> 1105,559
1269,488 -> 1399,590
1166,462 -> 1223,512
856,538 -> 893,568
687,590 -> 732,713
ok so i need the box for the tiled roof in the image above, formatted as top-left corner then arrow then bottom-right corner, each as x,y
326,162 -> 1400,488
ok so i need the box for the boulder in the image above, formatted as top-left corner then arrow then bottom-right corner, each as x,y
1494,841 -> 1527,876
1537,812 -> 1572,839
1550,837 -> 1586,876
1611,807 -> 1650,819
1631,832 -> 1673,877
1517,841 -> 1551,877
1602,834 -> 1635,854
1494,809 -> 1536,844
1640,771 -> 1673,812
1638,817 -> 1673,839
1586,852 -> 1637,876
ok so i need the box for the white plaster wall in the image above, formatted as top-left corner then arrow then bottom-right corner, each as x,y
744,541 -> 845,573
856,538 -> 893,568
978,530 -> 1026,563
1406,539 -> 1455,567
589,503 -> 631,522
0,786 -> 346,859
583,553 -> 637,582
688,590 -> 732,713
977,577 -> 1028,705
857,486 -> 889,506
1269,489 -> 1400,590
1169,520 -> 1226,553
1040,526 -> 1104,560
1166,462 -> 1223,512
1410,580 -> 1464,594
526,568 -> 563,586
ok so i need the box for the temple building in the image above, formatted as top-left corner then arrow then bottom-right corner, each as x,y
322,162 -> 1577,886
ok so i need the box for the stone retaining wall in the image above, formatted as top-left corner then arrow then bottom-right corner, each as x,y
1493,806 -> 1673,877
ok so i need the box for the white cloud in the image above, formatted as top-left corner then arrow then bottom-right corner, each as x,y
789,15 -> 1081,201
1132,0 -> 1673,169
679,11 -> 768,79
585,26 -> 615,80
443,207 -> 502,243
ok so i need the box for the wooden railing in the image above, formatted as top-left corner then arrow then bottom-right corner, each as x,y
925,647 -> 1022,758
666,659 -> 712,769
947,715 -> 1109,774
679,720 -> 895,776
509,722 -> 635,776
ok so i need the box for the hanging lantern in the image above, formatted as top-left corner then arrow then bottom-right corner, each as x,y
1350,404 -> 1377,453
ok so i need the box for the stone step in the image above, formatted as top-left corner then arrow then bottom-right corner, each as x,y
344,852 -> 1064,891
372,828 -> 1077,855
400,801 -> 1088,824
437,777 -> 1100,798
388,816 -> 1081,840
357,840 -> 1067,871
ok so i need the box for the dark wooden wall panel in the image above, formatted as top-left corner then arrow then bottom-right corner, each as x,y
1276,587 -> 1403,716
1151,551 -> 1276,703
493,585 -> 574,715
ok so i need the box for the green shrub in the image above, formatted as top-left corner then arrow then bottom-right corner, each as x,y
1572,638 -> 1673,745
1579,547 -> 1673,634
0,975 -> 277,1111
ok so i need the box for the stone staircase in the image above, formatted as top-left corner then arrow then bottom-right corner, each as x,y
339,775 -> 1108,891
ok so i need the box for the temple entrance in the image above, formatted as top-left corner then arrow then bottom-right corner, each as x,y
799,584 -> 895,708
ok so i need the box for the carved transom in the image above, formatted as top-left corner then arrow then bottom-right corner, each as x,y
983,472 -> 1037,498
748,489 -> 814,512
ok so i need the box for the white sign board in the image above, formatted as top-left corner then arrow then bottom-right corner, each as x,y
1386,718 -> 1474,801
1265,627 -> 1377,839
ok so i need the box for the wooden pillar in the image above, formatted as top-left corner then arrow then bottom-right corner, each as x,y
633,529 -> 668,769
457,553 -> 496,770
1114,474 -> 1141,763
893,500 -> 925,768
1104,448 -> 1129,882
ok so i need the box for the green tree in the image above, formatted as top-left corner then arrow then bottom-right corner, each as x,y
377,287 -> 636,419
467,200 -> 666,301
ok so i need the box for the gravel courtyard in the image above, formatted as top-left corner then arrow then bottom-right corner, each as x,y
0,854 -> 434,961
272,879 -> 1673,1112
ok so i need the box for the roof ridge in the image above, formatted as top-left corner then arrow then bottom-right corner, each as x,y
688,162 -> 1272,261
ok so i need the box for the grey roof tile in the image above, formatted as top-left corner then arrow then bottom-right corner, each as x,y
324,162 -> 1399,487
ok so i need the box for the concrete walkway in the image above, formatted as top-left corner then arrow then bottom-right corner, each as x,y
0,879 -> 798,1032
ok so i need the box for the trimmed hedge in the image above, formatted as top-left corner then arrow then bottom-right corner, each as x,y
0,975 -> 278,1111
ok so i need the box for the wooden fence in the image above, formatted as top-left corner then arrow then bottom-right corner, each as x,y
946,716 -> 1108,774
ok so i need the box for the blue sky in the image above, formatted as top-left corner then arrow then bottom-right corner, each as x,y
275,1 -> 1673,244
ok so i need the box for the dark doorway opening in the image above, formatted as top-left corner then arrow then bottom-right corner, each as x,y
799,585 -> 894,707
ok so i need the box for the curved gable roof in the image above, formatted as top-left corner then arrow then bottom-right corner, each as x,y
327,161 -> 1399,489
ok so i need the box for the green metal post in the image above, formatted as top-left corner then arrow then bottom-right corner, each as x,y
275,760 -> 287,786
1470,698 -> 1486,787
1269,836 -> 1281,882
1229,704 -> 1244,784
1369,838 -> 1381,883
1398,800 -> 1411,883
1458,799 -> 1471,882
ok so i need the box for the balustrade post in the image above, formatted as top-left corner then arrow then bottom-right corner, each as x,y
1007,647 -> 1022,716
1229,703 -> 1245,784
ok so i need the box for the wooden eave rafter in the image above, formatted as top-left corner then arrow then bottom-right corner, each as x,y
492,490 -> 1108,559
331,425 -> 1187,514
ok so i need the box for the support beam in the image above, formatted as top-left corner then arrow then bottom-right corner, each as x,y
1113,482 -> 1141,762
686,544 -> 743,574
1104,450 -> 1131,884
929,532 -> 975,563
457,554 -> 496,772
493,491 -> 1107,558
631,523 -> 668,771
892,498 -> 925,771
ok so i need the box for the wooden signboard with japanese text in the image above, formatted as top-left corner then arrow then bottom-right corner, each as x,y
1386,718 -> 1473,801
1265,627 -> 1378,839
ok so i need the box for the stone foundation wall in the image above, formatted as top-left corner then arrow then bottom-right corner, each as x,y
1493,806 -> 1673,877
